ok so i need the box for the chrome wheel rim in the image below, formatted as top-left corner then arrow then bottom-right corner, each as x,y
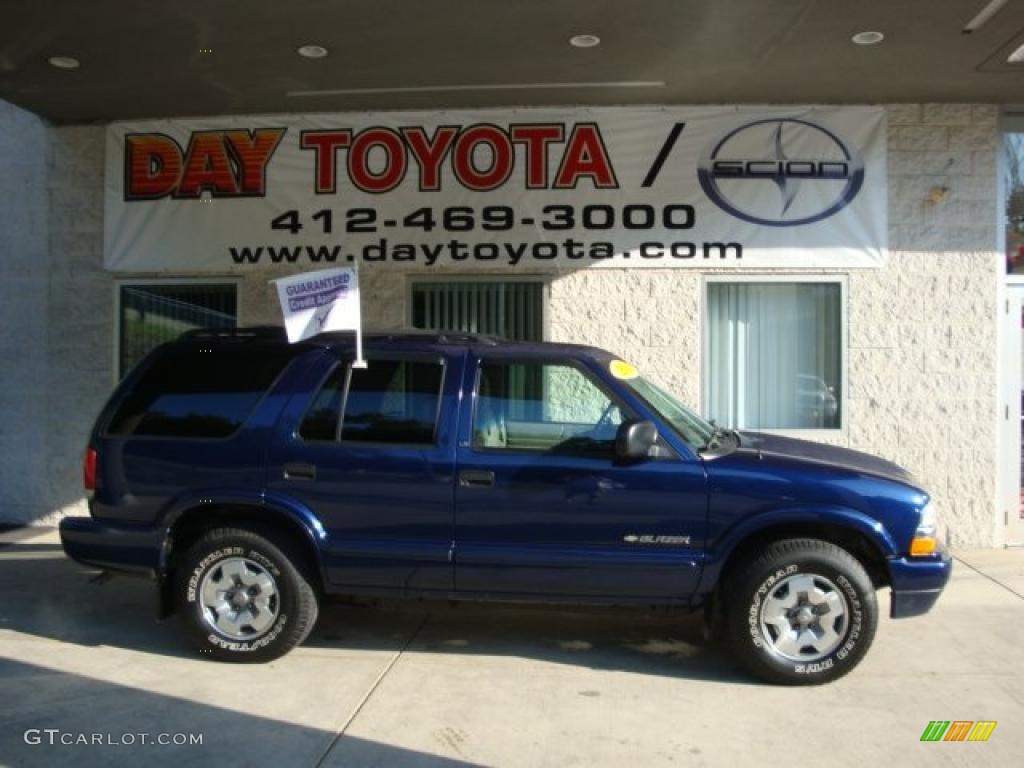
199,557 -> 280,641
758,573 -> 849,662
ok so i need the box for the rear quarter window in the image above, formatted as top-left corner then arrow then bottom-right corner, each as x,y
106,344 -> 295,438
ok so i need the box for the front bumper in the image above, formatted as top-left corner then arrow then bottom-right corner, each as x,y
887,549 -> 953,619
59,516 -> 164,578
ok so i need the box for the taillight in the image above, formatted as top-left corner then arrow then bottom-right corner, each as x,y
83,448 -> 97,499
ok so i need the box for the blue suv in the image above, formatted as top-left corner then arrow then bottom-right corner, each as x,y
60,328 -> 951,684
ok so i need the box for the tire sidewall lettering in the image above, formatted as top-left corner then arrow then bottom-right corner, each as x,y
186,546 -> 246,603
747,564 -> 798,648
247,548 -> 282,578
833,573 -> 863,661
205,613 -> 289,652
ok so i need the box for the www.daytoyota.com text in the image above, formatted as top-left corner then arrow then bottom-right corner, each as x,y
227,204 -> 742,265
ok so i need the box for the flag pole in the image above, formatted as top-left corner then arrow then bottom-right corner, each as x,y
352,261 -> 367,368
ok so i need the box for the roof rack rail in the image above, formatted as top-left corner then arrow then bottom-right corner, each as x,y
367,328 -> 503,345
320,328 -> 503,345
178,326 -> 504,346
179,326 -> 286,340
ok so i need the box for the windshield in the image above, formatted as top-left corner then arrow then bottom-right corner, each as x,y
622,375 -> 716,451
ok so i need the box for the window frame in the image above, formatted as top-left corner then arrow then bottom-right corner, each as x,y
406,276 -> 550,341
701,275 -> 848,437
112,277 -> 242,382
297,355 -> 448,448
469,356 -> 641,458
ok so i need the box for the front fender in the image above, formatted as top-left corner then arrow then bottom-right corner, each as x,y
696,505 -> 897,595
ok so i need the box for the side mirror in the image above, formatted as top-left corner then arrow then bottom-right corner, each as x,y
616,419 -> 658,460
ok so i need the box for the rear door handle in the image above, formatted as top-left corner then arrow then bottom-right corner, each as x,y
458,470 -> 495,488
283,462 -> 317,481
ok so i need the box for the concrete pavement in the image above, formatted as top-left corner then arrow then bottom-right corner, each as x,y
0,527 -> 1021,767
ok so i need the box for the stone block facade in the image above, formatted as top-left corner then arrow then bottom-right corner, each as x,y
0,101 -> 1004,547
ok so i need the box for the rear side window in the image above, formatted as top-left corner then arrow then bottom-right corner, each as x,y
106,345 -> 294,438
299,359 -> 444,445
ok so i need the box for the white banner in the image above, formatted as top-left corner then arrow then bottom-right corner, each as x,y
273,267 -> 364,357
104,106 -> 887,272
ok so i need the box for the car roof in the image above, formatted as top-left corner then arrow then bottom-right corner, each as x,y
177,326 -> 615,361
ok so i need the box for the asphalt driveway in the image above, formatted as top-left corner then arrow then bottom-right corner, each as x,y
0,527 -> 1021,767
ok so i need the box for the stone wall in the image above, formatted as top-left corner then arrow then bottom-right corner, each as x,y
0,100 -> 52,523
45,126 -> 112,522
4,103 -> 1004,546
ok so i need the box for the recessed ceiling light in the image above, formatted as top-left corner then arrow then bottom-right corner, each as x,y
48,55 -> 80,69
297,44 -> 329,59
963,0 -> 1009,33
851,31 -> 885,46
569,34 -> 601,48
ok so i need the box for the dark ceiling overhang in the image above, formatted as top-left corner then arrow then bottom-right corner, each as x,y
1,0 -> 1023,124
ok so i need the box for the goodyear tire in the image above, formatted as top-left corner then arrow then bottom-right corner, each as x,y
724,538 -> 877,685
176,527 -> 319,662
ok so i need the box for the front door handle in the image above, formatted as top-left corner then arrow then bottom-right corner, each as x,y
283,462 -> 317,481
458,470 -> 495,488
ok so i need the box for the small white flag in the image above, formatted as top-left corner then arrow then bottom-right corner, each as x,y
273,267 -> 366,365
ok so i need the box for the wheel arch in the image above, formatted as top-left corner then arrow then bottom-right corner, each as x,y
158,493 -> 327,616
701,507 -> 896,598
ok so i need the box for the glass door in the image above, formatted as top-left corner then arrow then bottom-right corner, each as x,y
1003,287 -> 1024,546
1001,117 -> 1024,544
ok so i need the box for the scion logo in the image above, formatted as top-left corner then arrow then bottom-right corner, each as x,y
697,118 -> 865,227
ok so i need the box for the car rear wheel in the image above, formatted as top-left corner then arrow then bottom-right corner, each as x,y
723,538 -> 877,685
176,527 -> 319,662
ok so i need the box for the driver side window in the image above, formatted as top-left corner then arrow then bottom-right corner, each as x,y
473,360 -> 626,456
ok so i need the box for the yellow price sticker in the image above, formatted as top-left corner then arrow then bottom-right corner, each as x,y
609,359 -> 639,380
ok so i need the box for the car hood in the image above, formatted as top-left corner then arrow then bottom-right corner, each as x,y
737,431 -> 921,489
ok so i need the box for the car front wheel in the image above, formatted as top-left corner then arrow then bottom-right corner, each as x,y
176,526 -> 319,662
724,538 -> 878,685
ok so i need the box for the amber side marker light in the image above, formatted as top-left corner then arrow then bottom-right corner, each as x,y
909,537 -> 937,556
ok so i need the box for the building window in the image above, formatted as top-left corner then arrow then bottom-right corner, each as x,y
705,281 -> 843,431
411,281 -> 543,341
118,283 -> 237,377
1006,113 -> 1024,276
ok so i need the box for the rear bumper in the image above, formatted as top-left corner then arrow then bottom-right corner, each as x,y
887,550 -> 953,619
59,516 -> 164,578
